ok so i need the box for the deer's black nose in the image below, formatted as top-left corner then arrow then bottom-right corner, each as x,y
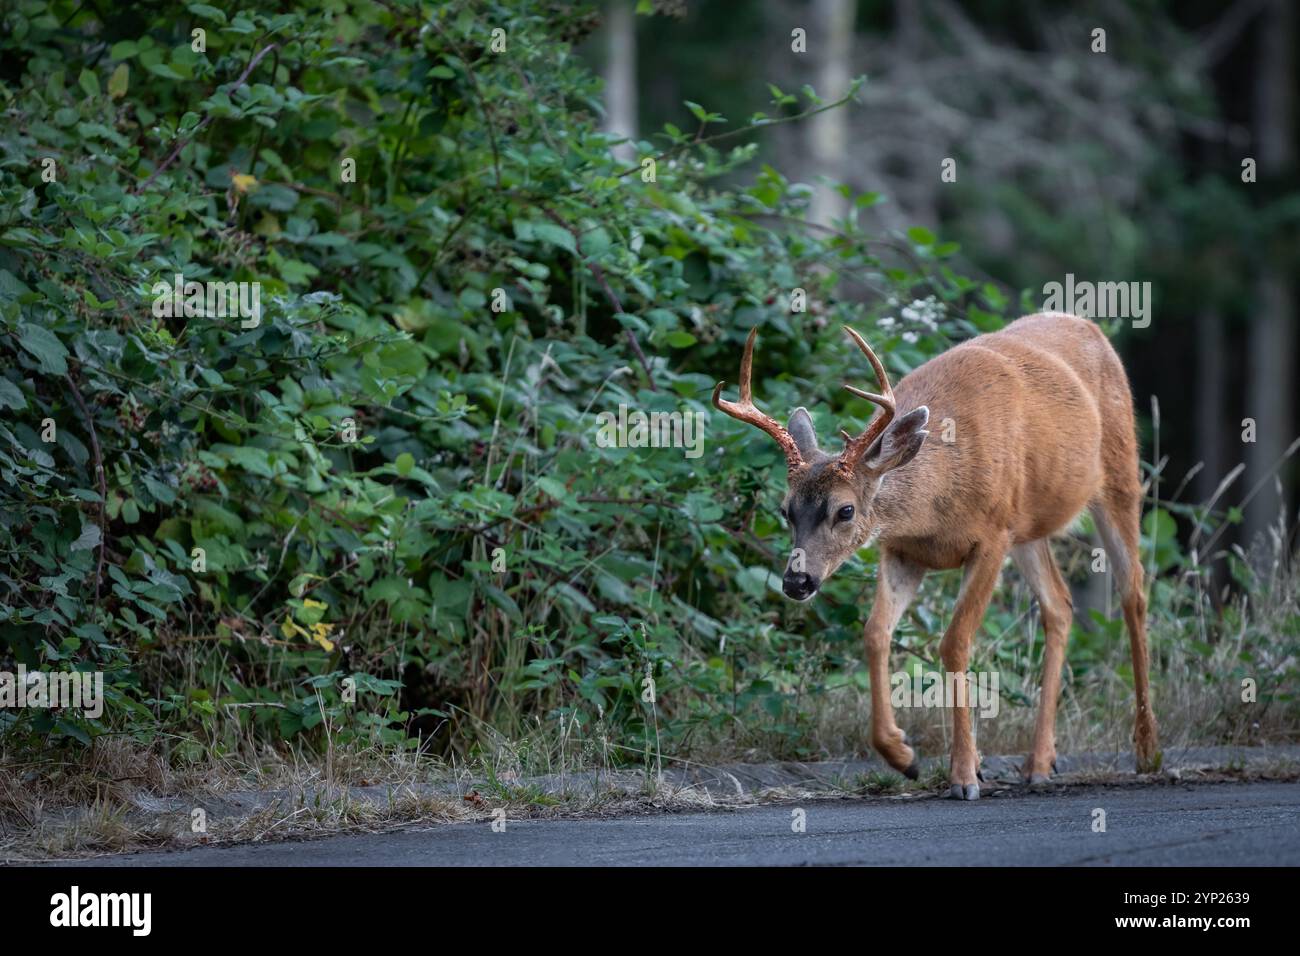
782,570 -> 819,601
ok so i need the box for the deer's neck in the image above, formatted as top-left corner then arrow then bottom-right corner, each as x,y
868,465 -> 925,541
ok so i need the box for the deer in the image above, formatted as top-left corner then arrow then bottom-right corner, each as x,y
712,312 -> 1159,800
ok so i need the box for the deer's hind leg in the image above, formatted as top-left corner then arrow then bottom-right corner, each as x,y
1092,489 -> 1160,772
1011,539 -> 1073,785
1089,340 -> 1160,772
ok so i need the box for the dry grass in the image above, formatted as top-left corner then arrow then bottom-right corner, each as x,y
4,730 -> 1298,862
794,616 -> 1299,766
0,730 -> 725,862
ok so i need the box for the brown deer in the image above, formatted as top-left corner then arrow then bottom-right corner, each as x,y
713,312 -> 1159,799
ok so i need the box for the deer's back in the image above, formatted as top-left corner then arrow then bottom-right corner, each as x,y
884,313 -> 1131,564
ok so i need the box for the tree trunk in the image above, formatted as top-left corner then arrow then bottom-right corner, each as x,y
808,0 -> 854,227
1245,0 -> 1297,557
1195,308 -> 1227,503
603,1 -> 637,163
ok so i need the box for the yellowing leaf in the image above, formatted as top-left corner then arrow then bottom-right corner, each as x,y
231,172 -> 259,194
310,622 -> 335,652
109,63 -> 130,99
253,213 -> 281,237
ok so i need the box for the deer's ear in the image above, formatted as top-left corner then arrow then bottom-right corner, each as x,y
788,406 -> 820,458
868,406 -> 929,473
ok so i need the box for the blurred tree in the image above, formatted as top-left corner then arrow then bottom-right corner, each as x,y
1244,0 -> 1296,554
808,0 -> 856,226
603,1 -> 638,162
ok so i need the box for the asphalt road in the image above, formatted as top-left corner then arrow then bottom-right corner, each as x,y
54,779 -> 1297,867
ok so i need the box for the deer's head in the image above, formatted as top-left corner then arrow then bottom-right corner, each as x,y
713,327 -> 929,602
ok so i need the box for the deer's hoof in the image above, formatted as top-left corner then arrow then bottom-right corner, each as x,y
948,782 -> 980,801
1027,773 -> 1052,788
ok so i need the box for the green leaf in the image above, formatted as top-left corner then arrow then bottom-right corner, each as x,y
395,452 -> 415,476
55,719 -> 92,745
612,312 -> 648,334
70,522 -> 102,552
146,62 -> 185,81
906,226 -> 935,246
0,378 -> 26,411
17,322 -> 70,375
78,68 -> 100,98
187,3 -> 227,22
530,222 -> 576,254
536,476 -> 568,500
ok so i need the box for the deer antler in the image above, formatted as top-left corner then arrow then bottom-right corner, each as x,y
712,328 -> 805,475
839,325 -> 896,470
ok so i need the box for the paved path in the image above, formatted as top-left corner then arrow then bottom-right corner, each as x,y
62,780 -> 1299,866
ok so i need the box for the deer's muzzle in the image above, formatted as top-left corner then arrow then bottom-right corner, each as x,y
782,569 -> 820,602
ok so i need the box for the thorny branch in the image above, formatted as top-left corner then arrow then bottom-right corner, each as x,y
135,43 -> 279,193
63,369 -> 107,612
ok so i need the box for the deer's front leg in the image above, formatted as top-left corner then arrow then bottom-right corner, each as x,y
940,536 -> 1009,801
865,551 -> 926,777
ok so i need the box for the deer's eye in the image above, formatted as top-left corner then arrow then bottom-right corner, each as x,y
836,504 -> 855,523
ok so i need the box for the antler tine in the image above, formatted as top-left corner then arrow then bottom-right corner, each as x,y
737,325 -> 755,404
842,325 -> 895,412
844,383 -> 893,406
712,328 -> 804,474
839,326 -> 897,468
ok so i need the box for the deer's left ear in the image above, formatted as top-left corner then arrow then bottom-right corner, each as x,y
787,406 -> 820,458
868,406 -> 929,473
